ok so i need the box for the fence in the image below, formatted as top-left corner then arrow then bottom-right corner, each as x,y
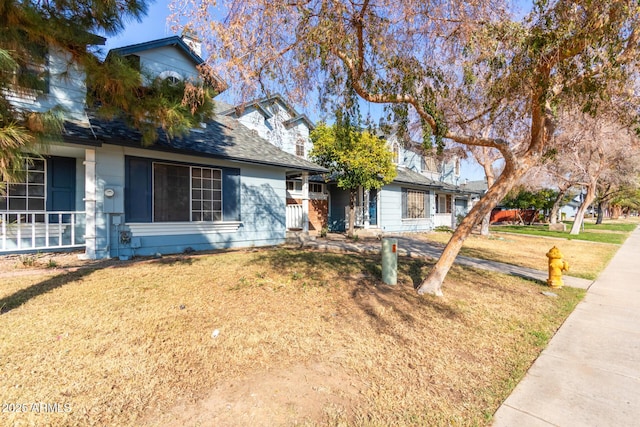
286,204 -> 304,230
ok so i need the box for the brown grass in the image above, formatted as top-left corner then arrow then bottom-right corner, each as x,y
1,248 -> 583,426
422,231 -> 618,279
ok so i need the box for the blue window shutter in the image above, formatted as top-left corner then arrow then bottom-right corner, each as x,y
222,168 -> 241,221
46,156 -> 76,212
125,157 -> 152,222
401,188 -> 407,218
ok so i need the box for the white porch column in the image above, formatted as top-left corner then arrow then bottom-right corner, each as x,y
451,196 -> 457,229
82,149 -> 97,259
302,172 -> 309,233
363,189 -> 370,229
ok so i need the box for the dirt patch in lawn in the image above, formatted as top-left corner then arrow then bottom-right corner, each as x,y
0,248 -> 584,426
158,362 -> 359,427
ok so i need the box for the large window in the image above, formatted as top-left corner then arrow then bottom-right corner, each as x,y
402,189 -> 430,219
153,163 -> 222,222
125,157 -> 239,223
0,158 -> 46,211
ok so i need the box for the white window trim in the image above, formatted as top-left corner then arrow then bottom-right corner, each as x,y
127,221 -> 242,237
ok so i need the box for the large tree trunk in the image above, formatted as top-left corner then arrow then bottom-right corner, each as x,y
570,184 -> 596,235
417,162 -> 524,296
549,187 -> 569,224
595,201 -> 605,224
347,188 -> 357,237
480,213 -> 491,236
611,204 -> 622,219
479,163 -> 496,236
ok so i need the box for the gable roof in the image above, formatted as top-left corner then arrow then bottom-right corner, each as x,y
63,114 -> 327,173
393,167 -> 442,189
107,35 -> 227,92
393,167 -> 482,196
109,36 -> 205,64
220,94 -> 315,130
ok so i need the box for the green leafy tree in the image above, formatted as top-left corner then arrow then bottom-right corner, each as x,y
311,113 -> 396,237
1,0 -> 217,186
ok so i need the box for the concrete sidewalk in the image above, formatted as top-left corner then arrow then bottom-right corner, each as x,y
492,226 -> 640,426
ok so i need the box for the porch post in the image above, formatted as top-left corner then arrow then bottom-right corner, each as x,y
302,172 -> 309,233
451,195 -> 456,229
82,149 -> 97,259
363,189 -> 370,229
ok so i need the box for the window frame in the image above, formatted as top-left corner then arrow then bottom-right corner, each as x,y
309,183 -> 324,194
402,188 -> 430,219
152,161 -> 223,223
392,143 -> 400,164
286,180 -> 303,192
125,156 -> 241,224
0,158 -> 47,212
295,138 -> 305,157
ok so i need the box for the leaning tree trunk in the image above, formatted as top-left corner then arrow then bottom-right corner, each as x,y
549,187 -> 569,224
417,162 -> 524,296
570,184 -> 596,235
479,164 -> 496,236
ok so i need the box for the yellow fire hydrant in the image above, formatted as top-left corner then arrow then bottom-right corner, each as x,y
546,246 -> 569,288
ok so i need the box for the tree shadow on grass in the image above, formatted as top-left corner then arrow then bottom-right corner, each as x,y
256,249 -> 463,345
0,269 -> 95,315
254,248 -> 380,279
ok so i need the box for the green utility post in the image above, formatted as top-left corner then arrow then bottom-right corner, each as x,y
381,237 -> 398,285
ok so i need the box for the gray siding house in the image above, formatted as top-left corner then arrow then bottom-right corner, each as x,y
1,36 -> 325,258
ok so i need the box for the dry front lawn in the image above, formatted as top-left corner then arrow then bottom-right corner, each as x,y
422,231 -> 619,280
1,249 -> 583,426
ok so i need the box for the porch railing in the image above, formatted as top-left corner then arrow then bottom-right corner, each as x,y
0,211 -> 86,253
433,213 -> 454,228
286,204 -> 304,230
345,205 -> 367,227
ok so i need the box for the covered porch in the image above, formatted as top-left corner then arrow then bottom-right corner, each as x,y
0,146 -> 96,256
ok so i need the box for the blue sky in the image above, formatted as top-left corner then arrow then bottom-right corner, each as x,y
103,0 -> 174,52
105,0 -> 487,181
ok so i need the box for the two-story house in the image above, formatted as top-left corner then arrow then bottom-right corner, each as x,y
220,98 -> 483,235
0,35 -> 326,258
323,137 -> 481,234
219,95 -> 329,233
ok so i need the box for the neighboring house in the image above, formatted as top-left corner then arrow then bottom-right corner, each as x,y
219,95 -> 328,232
560,191 -> 587,220
0,35 -> 325,257
222,101 -> 483,235
327,139 -> 482,233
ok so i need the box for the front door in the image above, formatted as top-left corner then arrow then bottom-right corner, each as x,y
368,189 -> 378,226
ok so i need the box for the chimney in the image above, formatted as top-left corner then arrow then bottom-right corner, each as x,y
181,28 -> 202,57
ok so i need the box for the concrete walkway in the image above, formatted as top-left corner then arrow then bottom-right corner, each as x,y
492,226 -> 640,426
